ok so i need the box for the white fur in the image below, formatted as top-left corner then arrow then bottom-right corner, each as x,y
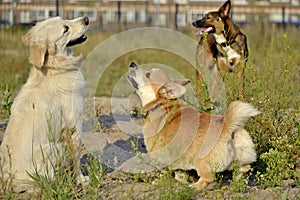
137,85 -> 157,107
208,101 -> 259,173
224,46 -> 241,64
129,66 -> 158,106
213,33 -> 242,69
0,17 -> 88,192
225,101 -> 261,134
233,128 -> 257,165
213,33 -> 226,44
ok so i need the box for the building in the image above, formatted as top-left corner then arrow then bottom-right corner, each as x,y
1,0 -> 300,30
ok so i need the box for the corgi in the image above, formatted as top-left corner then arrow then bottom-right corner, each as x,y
127,62 -> 259,190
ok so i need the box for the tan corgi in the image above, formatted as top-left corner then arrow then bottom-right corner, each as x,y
127,62 -> 259,190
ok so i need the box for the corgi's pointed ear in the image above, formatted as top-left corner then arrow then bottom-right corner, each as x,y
28,43 -> 47,69
173,79 -> 190,86
219,0 -> 231,18
130,61 -> 138,68
159,82 -> 187,99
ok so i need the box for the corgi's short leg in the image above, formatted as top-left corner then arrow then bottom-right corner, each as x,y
190,172 -> 214,190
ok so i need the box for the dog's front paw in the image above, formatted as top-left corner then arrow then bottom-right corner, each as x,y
189,178 -> 212,191
189,182 -> 207,191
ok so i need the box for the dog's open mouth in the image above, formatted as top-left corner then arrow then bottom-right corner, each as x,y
66,35 -> 87,47
195,27 -> 214,36
127,75 -> 139,89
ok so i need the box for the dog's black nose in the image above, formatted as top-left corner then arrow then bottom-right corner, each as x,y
130,62 -> 138,68
192,21 -> 197,27
83,16 -> 89,25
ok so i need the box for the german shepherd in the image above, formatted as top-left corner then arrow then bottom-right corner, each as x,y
193,0 -> 248,98
127,62 -> 259,190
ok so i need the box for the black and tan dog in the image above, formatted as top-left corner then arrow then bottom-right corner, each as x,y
193,0 -> 248,98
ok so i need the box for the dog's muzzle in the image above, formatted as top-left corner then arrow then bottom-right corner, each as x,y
66,16 -> 89,47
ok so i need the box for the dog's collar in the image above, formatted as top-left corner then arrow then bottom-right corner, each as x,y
149,103 -> 163,113
143,103 -> 163,118
143,99 -> 179,118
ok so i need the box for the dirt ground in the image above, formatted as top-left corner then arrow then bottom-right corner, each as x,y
0,97 -> 299,199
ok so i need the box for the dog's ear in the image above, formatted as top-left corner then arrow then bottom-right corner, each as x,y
22,31 -> 32,46
219,0 -> 231,18
22,29 -> 47,69
28,43 -> 47,69
130,62 -> 138,68
173,79 -> 190,86
159,81 -> 187,99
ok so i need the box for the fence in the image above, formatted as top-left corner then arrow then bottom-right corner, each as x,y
1,0 -> 300,31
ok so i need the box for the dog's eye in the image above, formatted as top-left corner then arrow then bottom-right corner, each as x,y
63,25 -> 69,34
146,72 -> 151,78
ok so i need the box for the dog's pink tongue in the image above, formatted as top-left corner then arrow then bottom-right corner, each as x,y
195,27 -> 213,36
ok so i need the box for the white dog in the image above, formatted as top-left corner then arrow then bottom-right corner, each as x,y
0,16 -> 89,192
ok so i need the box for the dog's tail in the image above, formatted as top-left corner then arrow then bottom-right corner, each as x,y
224,101 -> 260,134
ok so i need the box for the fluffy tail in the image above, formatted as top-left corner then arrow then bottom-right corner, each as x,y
224,101 -> 260,133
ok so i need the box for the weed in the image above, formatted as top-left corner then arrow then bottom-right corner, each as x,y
130,106 -> 145,119
27,133 -> 81,199
81,154 -> 106,198
0,86 -> 14,118
0,149 -> 18,200
229,161 -> 249,193
259,147 -> 293,188
148,169 -> 197,200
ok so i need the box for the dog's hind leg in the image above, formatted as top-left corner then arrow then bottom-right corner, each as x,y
235,163 -> 251,180
233,129 -> 256,179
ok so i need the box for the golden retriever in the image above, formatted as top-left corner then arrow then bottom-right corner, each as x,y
0,16 -> 89,192
127,62 -> 260,190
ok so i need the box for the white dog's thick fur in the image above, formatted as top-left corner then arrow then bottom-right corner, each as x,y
0,16 -> 89,192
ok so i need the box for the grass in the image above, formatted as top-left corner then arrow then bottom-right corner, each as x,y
0,22 -> 299,199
